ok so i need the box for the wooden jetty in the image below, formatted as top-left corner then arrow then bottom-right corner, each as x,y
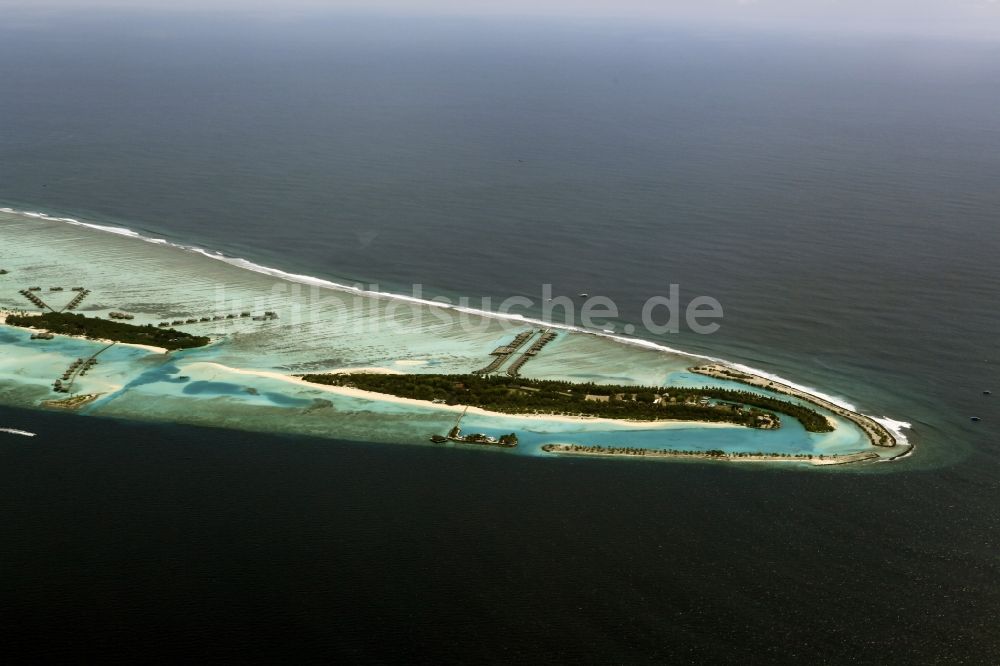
63,288 -> 91,312
18,288 -> 55,312
53,342 -> 117,394
506,330 -> 557,378
161,311 -> 273,327
473,331 -> 536,375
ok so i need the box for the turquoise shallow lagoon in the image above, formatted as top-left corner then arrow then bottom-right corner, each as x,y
0,209 -> 891,462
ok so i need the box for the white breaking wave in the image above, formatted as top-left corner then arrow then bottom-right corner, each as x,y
1,205 -> 912,442
729,362 -> 859,411
872,417 -> 913,448
0,427 -> 36,437
0,206 -> 716,355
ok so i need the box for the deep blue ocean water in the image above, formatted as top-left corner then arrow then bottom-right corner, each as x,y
1,10 -> 998,662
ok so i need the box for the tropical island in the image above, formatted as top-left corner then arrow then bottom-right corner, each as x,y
0,207 -> 910,466
299,372 -> 835,431
5,311 -> 210,350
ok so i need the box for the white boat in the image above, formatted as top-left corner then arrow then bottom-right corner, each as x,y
0,427 -> 36,437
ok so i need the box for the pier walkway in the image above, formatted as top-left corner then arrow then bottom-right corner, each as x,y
473,331 -> 535,375
18,288 -> 56,313
506,330 -> 557,377
62,288 -> 91,312
17,285 -> 91,313
53,342 -> 117,395
159,311 -> 265,328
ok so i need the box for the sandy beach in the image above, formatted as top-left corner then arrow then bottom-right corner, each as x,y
185,362 -> 746,429
1,312 -> 170,355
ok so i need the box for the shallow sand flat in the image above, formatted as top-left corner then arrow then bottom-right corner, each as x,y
0,209 -> 699,381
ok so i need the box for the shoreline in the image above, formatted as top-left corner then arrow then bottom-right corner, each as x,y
0,205 -> 718,360
188,362 -> 746,429
541,444 -> 881,466
0,208 -> 910,463
1,312 -> 170,355
0,317 -> 887,456
690,364 -> 905,453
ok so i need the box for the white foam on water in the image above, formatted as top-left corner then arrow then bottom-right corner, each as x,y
727,363 -> 913,447
872,416 -> 912,447
0,427 -> 36,437
0,207 -> 721,360
729,362 -> 858,411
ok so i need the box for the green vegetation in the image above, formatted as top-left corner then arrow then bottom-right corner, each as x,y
542,444 -> 820,460
299,373 -> 835,432
6,312 -> 210,350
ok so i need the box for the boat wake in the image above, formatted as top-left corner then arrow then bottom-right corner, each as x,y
0,427 -> 36,437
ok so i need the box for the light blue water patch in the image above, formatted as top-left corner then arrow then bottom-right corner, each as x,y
454,409 -> 869,458
0,328 -> 22,344
168,343 -> 228,363
10,331 -> 158,362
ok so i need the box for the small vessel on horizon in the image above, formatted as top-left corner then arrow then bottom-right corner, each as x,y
970,417 -> 981,422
